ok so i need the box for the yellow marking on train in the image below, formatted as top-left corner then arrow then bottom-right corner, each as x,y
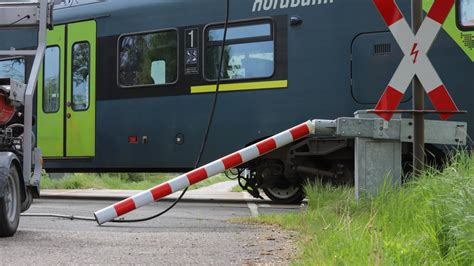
191,80 -> 288,94
423,0 -> 474,62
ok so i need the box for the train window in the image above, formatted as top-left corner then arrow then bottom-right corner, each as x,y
205,21 -> 274,81
118,30 -> 178,87
71,42 -> 90,111
459,0 -> 474,29
0,58 -> 25,83
43,46 -> 61,113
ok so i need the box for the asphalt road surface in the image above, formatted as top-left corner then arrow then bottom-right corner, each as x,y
0,199 -> 300,265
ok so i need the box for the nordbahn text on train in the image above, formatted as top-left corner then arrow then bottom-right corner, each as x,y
252,0 -> 334,12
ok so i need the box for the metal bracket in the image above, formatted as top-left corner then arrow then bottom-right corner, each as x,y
0,1 -> 55,29
330,117 -> 467,145
311,110 -> 468,199
30,148 -> 42,187
400,119 -> 467,145
0,2 -> 40,28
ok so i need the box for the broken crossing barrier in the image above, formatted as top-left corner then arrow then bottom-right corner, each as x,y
94,121 -> 316,224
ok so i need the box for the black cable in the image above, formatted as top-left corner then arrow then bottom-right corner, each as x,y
107,185 -> 189,223
21,213 -> 96,221
194,0 -> 230,169
113,0 -> 231,223
8,15 -> 31,26
22,0 -> 231,223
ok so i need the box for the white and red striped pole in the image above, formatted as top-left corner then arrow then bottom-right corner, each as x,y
94,121 -> 316,225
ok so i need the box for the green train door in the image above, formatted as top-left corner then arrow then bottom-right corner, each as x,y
37,20 -> 96,158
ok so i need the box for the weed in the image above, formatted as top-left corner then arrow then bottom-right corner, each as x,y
254,153 -> 474,265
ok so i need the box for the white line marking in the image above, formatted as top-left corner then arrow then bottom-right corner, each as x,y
244,193 -> 259,217
247,203 -> 259,217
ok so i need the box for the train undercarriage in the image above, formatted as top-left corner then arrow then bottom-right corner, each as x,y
237,133 -> 453,204
236,137 -> 355,204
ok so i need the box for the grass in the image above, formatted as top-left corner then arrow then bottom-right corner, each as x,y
232,184 -> 244,192
41,172 -> 230,191
253,152 -> 474,265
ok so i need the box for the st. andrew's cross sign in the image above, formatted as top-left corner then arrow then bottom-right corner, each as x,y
373,0 -> 459,121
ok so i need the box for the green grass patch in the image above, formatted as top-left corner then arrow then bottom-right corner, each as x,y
190,174 -> 230,190
254,153 -> 474,265
41,173 -> 229,191
232,184 -> 244,192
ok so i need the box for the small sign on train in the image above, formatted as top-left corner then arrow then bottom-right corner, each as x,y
185,28 -> 199,75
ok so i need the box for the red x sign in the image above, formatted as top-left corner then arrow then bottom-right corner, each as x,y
373,0 -> 458,121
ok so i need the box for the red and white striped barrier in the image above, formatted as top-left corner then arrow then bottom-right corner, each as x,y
373,0 -> 458,121
94,121 -> 316,225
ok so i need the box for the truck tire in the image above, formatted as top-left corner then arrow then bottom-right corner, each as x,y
21,187 -> 33,213
0,166 -> 20,237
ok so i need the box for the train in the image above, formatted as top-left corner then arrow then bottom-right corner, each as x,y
0,0 -> 473,203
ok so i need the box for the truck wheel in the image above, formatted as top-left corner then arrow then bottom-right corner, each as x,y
0,166 -> 20,237
263,183 -> 304,204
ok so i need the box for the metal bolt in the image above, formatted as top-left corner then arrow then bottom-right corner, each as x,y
175,133 -> 185,145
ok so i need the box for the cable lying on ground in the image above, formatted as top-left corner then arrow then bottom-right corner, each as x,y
21,213 -> 96,221
21,0 -> 231,225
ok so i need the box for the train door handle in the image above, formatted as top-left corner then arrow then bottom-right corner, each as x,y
66,102 -> 72,108
66,113 -> 72,119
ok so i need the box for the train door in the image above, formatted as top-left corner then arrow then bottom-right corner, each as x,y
37,20 -> 96,158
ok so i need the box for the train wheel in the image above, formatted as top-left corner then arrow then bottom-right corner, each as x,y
0,166 -> 20,237
263,182 -> 304,204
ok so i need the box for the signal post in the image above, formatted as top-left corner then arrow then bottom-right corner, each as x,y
412,0 -> 424,175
